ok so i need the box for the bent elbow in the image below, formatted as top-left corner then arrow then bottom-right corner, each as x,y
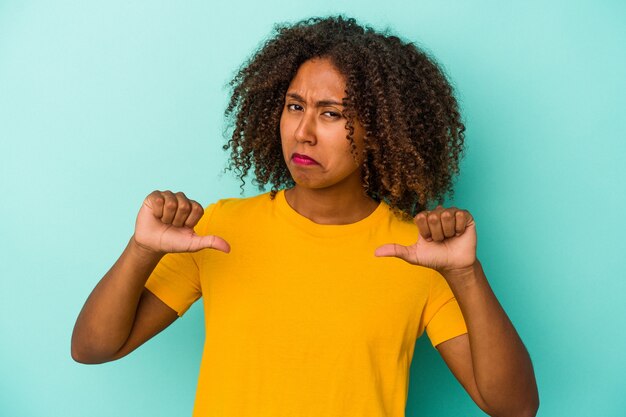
70,335 -> 114,364
71,342 -> 103,364
503,395 -> 540,417
522,396 -> 540,417
522,381 -> 540,417
484,390 -> 539,417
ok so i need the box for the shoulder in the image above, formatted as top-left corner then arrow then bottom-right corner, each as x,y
193,192 -> 275,235
378,203 -> 419,240
209,192 -> 275,216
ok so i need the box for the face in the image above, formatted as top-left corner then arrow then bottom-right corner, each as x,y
280,58 -> 366,193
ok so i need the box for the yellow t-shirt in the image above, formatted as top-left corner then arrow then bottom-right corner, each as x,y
146,190 -> 467,417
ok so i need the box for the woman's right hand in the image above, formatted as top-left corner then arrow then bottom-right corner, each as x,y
133,190 -> 230,256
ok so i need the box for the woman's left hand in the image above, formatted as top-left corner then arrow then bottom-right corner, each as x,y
375,206 -> 477,274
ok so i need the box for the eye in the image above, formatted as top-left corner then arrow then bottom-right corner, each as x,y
286,103 -> 303,111
322,111 -> 341,119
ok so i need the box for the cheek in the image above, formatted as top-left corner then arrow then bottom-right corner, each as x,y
329,139 -> 360,171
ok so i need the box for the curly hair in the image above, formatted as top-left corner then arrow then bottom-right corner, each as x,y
224,16 -> 465,215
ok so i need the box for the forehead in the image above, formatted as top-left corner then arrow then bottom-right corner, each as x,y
287,58 -> 347,99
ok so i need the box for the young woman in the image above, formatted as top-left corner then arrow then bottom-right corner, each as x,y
72,16 -> 538,417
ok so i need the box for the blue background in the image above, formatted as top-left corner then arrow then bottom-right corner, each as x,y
1,1 -> 625,416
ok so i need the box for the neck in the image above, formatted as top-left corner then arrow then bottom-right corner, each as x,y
284,185 -> 379,225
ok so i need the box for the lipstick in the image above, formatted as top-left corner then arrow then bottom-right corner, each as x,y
292,153 -> 319,166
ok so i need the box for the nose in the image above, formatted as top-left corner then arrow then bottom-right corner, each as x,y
294,111 -> 316,145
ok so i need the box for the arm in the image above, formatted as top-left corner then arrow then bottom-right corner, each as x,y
71,238 -> 176,363
437,261 -> 539,417
71,190 -> 229,364
375,207 -> 538,417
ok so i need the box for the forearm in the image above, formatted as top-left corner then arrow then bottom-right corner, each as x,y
443,261 -> 539,417
71,237 -> 162,363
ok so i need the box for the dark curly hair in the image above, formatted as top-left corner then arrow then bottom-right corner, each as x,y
224,16 -> 465,215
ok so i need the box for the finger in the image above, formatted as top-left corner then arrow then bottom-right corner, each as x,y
160,191 -> 178,224
428,212 -> 445,242
184,201 -> 204,228
441,208 -> 457,238
171,192 -> 192,227
374,243 -> 415,264
459,210 -> 474,233
455,210 -> 467,236
414,212 -> 432,241
145,190 -> 165,218
191,234 -> 231,253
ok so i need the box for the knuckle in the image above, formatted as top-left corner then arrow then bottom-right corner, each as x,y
164,200 -> 177,209
178,202 -> 191,213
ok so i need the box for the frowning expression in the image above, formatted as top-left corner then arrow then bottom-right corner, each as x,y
280,58 -> 366,193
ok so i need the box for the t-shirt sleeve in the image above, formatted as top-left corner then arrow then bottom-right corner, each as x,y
423,270 -> 468,347
144,203 -> 218,316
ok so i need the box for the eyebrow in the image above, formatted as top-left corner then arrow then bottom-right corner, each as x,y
286,92 -> 345,108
